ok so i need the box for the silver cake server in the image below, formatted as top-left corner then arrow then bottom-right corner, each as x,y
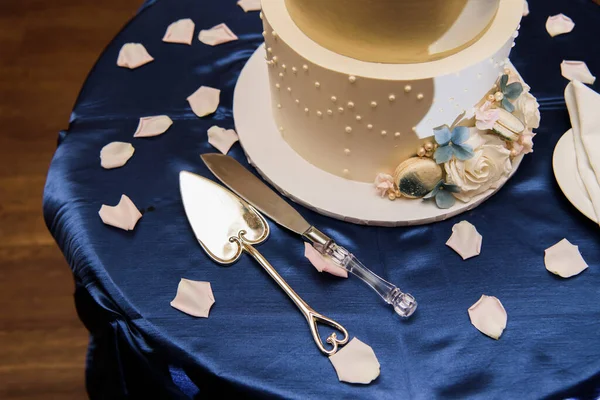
201,154 -> 418,318
179,171 -> 349,355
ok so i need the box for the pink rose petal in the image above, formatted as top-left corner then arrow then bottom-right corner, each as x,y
100,142 -> 135,169
475,101 -> 500,131
117,43 -> 154,69
163,18 -> 195,45
561,60 -> 597,85
546,14 -> 575,37
207,125 -> 239,154
170,279 -> 216,318
134,115 -> 173,138
304,243 -> 348,278
198,23 -> 238,46
446,221 -> 482,260
237,0 -> 261,12
187,86 -> 220,117
545,239 -> 589,278
98,195 -> 142,231
329,338 -> 380,384
468,295 -> 507,340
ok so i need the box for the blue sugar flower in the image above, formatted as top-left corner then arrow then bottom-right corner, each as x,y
433,125 -> 474,164
424,181 -> 460,209
499,74 -> 523,113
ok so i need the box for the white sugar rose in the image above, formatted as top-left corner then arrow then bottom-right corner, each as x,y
445,130 -> 513,202
514,91 -> 540,129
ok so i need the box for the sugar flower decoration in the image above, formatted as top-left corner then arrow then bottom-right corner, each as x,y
198,23 -> 238,46
423,180 -> 460,209
374,173 -> 394,198
117,43 -> 154,69
433,125 -> 474,164
546,14 -> 575,37
170,279 -> 216,318
237,0 -> 261,12
134,115 -> 173,138
498,74 -> 523,113
163,18 -> 195,45
100,142 -> 135,169
328,338 -> 380,384
187,86 -> 220,117
207,125 -> 239,154
304,243 -> 348,278
475,101 -> 500,131
445,131 -> 513,202
544,239 -> 588,278
98,195 -> 142,231
446,221 -> 482,260
468,295 -> 507,340
511,130 -> 536,156
561,60 -> 597,85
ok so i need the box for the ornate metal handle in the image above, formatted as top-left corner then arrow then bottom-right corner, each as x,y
230,231 -> 349,356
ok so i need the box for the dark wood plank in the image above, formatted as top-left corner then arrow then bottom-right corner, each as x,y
0,1 -> 141,398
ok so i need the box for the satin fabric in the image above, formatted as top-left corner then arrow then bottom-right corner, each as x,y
43,0 -> 600,398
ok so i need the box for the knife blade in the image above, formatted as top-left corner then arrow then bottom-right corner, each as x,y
201,153 -> 417,318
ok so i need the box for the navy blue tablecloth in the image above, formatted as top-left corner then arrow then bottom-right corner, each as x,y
43,0 -> 600,398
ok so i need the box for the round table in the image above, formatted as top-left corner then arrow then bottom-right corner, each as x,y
43,0 -> 600,398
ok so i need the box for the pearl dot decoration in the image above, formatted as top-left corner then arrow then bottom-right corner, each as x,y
281,64 -> 286,70
272,56 -> 278,63
267,47 -> 272,54
302,64 -> 308,71
388,94 -> 396,102
277,104 -> 282,109
370,101 -> 378,108
347,101 -> 355,109
272,31 -> 278,39
348,75 -> 356,83
327,109 -> 333,115
304,108 -> 309,113
381,130 -> 387,136
315,82 -> 321,88
417,93 -> 424,100
279,126 -> 284,132
338,107 -> 344,113
295,99 -> 300,104
262,31 -> 267,38
343,169 -> 349,175
345,126 -> 352,133
287,87 -> 292,92
275,83 -> 280,89
331,96 -> 337,103
316,111 -> 323,117
404,85 -> 412,93
412,127 -> 417,133
394,132 -> 401,138
344,148 -> 351,155
355,115 -> 362,121
367,124 -> 373,130
278,72 -> 284,78
292,67 -> 297,74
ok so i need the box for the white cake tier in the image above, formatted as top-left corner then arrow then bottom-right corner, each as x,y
283,0 -> 500,63
261,0 -> 523,183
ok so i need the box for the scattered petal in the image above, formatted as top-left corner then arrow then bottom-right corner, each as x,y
163,18 -> 195,45
170,279 -> 215,318
100,142 -> 135,169
207,125 -> 239,154
561,60 -> 597,85
468,295 -> 507,340
523,0 -> 529,17
329,338 -> 380,384
198,23 -> 238,46
304,243 -> 348,278
237,0 -> 261,12
374,173 -> 394,197
187,86 -> 221,117
446,221 -> 482,260
545,239 -> 589,278
134,116 -> 173,138
98,195 -> 142,231
117,43 -> 154,69
546,14 -> 575,37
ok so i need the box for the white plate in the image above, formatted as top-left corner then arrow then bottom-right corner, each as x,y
552,129 -> 598,223
233,45 -> 524,226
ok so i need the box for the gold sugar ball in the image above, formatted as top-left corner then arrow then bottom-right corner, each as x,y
424,142 -> 434,151
388,192 -> 397,201
488,94 -> 496,102
417,147 -> 427,157
494,91 -> 505,101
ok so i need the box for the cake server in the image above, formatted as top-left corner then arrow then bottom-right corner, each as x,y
179,171 -> 349,355
201,154 -> 418,318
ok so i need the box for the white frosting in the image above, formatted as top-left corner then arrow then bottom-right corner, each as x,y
261,0 -> 523,182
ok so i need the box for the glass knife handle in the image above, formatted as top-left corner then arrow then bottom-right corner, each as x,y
321,241 -> 417,318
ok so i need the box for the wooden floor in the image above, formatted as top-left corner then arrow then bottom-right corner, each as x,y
0,1 -> 140,398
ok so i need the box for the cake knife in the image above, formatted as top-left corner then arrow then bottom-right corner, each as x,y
201,154 -> 417,318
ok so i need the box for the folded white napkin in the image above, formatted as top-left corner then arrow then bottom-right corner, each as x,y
565,81 -> 600,223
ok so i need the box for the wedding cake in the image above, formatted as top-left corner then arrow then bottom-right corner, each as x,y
260,0 -> 540,209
